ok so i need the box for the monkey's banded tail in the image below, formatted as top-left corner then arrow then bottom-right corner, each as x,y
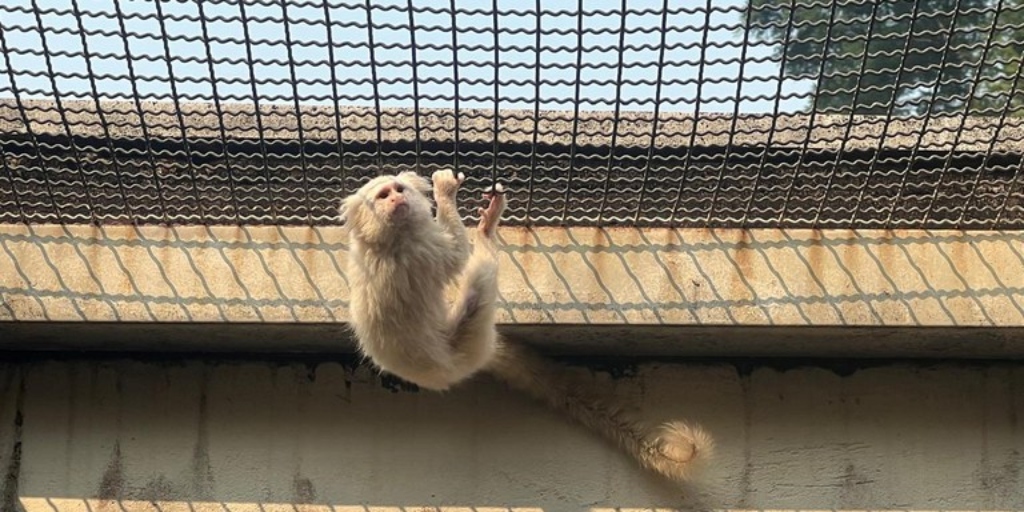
485,338 -> 713,482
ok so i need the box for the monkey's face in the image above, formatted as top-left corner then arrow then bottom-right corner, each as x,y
341,172 -> 433,243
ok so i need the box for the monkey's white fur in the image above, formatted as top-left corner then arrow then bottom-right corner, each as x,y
341,169 -> 713,483
342,169 -> 501,389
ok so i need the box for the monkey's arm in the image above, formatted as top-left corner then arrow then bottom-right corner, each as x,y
432,170 -> 471,277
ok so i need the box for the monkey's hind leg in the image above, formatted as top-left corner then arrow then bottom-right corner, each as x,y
445,186 -> 507,378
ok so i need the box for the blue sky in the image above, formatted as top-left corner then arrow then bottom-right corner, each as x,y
0,0 -> 813,114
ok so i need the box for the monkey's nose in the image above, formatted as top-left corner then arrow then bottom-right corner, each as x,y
391,201 -> 409,217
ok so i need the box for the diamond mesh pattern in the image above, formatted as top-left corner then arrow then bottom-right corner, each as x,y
0,0 -> 1022,228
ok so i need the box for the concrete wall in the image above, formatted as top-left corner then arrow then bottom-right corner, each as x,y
1,355 -> 1022,512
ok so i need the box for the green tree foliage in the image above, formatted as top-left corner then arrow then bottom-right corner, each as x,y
746,0 -> 1024,116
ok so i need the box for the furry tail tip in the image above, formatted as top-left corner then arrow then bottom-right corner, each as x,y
641,421 -> 714,481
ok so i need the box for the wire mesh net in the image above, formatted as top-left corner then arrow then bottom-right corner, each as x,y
0,0 -> 1022,229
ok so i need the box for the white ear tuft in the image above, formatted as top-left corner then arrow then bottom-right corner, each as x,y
338,193 -> 366,230
398,171 -> 432,196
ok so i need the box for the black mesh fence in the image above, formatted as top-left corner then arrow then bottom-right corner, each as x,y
0,0 -> 1022,228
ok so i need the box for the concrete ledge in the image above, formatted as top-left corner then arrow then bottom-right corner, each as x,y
1,223 -> 1023,356
0,223 -> 1022,326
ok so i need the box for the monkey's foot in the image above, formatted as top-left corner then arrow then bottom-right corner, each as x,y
432,169 -> 466,200
478,183 -> 506,238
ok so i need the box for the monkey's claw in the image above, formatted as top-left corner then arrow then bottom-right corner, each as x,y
482,182 -> 505,200
478,183 -> 507,238
432,169 -> 464,199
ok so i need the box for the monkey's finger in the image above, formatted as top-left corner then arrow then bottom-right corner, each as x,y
457,172 -> 466,184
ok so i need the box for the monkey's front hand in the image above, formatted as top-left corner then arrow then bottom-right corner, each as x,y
432,169 -> 466,201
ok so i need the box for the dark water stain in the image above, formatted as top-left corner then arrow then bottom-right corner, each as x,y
63,364 -> 78,493
134,474 -> 178,500
978,448 -> 1022,494
98,442 -> 124,500
191,368 -> 215,499
1,369 -> 24,512
738,370 -> 753,507
586,360 -> 639,379
839,461 -> 876,508
293,474 -> 316,504
304,363 -> 318,383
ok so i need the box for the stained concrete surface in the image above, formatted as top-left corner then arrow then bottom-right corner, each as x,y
3,224 -> 1024,357
0,356 -> 1022,511
2,225 -> 1023,328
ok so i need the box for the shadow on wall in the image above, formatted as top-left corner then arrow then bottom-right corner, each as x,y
1,224 -> 1022,328
18,500 -> 548,511
1,358 -> 1022,511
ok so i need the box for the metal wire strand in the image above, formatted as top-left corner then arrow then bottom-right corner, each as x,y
0,0 -> 1021,229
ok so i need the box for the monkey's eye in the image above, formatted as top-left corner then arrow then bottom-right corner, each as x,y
394,184 -> 405,193
376,188 -> 390,200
